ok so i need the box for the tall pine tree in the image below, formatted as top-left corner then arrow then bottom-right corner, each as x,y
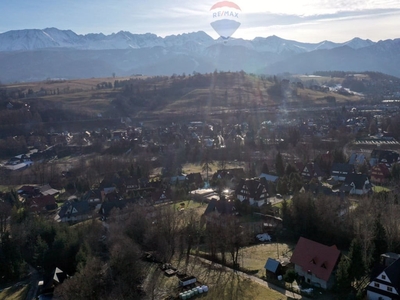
335,255 -> 351,292
370,217 -> 388,268
275,152 -> 285,177
348,238 -> 366,282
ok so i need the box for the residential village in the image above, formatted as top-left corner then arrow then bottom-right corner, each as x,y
0,96 -> 400,300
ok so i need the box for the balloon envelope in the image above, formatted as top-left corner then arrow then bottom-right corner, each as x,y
210,19 -> 241,39
210,1 -> 241,39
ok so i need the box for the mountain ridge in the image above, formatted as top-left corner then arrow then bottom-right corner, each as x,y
0,28 -> 399,83
0,27 -> 379,53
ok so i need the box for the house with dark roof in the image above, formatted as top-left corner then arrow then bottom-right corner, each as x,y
259,173 -> 279,183
301,162 -> 326,181
38,267 -> 68,297
290,237 -> 341,290
370,163 -> 391,184
340,174 -> 371,195
99,173 -> 124,193
169,173 -> 187,185
99,199 -> 136,219
152,189 -> 172,204
235,178 -> 268,207
125,176 -> 140,191
330,163 -> 355,182
349,153 -> 367,166
56,200 -> 90,223
370,149 -> 400,167
367,257 -> 400,300
103,191 -> 123,202
212,168 -> 246,188
204,197 -> 235,215
83,189 -> 102,206
202,197 -> 236,226
302,182 -> 336,197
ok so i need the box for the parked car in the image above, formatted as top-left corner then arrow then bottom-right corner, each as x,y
256,233 -> 272,242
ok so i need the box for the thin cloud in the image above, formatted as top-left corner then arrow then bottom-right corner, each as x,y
238,8 -> 400,42
0,0 -> 399,42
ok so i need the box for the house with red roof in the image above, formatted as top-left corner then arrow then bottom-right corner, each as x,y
290,237 -> 341,290
25,195 -> 57,213
370,163 -> 391,184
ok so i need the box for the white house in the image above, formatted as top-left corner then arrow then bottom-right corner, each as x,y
290,237 -> 341,290
235,178 -> 268,207
367,257 -> 400,300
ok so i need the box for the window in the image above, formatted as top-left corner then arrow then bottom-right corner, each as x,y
387,287 -> 393,292
382,275 -> 386,280
374,283 -> 380,288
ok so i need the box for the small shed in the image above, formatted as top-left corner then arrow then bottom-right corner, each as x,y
264,258 -> 282,278
179,276 -> 197,287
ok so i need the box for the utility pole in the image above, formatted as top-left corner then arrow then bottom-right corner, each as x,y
276,233 -> 280,259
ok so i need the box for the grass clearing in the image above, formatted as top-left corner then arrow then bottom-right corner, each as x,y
372,186 -> 391,193
0,284 -> 29,300
182,161 -> 246,179
296,89 -> 362,104
273,199 -> 292,209
195,243 -> 294,279
6,76 -> 136,92
70,218 -> 101,228
169,200 -> 207,218
239,244 -> 293,277
172,200 -> 203,210
0,185 -> 20,192
143,256 -> 287,300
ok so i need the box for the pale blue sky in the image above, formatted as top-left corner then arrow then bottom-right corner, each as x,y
1,0 -> 399,42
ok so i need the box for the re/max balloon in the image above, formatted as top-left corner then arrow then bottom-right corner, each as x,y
210,1 -> 241,39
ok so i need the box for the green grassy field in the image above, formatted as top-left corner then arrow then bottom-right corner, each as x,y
296,88 -> 362,104
144,256 -> 288,300
372,186 -> 391,193
172,200 -> 204,210
239,244 -> 293,277
3,74 -> 363,122
0,284 -> 29,300
0,185 -> 20,192
181,161 -> 246,178
39,90 -> 117,116
273,199 -> 292,209
194,242 -> 294,279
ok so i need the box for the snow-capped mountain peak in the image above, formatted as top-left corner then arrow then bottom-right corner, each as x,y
342,37 -> 374,49
0,28 -> 379,54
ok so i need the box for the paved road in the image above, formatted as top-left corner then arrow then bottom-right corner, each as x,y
192,255 -> 306,299
25,265 -> 41,300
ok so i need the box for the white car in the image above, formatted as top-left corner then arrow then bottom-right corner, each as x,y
256,233 -> 272,242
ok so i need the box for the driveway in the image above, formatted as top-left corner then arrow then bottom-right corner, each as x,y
25,265 -> 41,300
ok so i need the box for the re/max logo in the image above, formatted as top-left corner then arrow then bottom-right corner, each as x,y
213,11 -> 239,18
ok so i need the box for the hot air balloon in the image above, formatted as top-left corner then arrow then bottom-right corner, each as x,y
210,1 -> 241,39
